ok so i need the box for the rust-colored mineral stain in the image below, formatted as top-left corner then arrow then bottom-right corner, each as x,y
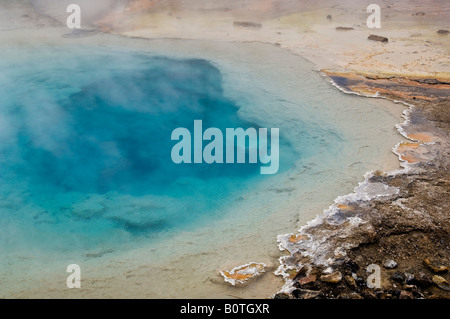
348,86 -> 378,96
221,271 -> 252,281
220,263 -> 267,285
396,140 -> 430,163
371,87 -> 437,101
288,234 -> 311,243
398,142 -> 420,149
289,234 -> 307,243
407,133 -> 434,143
322,70 -> 449,102
337,204 -> 353,211
400,154 -> 421,163
397,142 -> 420,154
221,263 -> 265,281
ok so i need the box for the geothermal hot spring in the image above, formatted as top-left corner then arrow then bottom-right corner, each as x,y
0,29 -> 405,298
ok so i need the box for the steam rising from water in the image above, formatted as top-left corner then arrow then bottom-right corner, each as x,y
0,44 -> 298,254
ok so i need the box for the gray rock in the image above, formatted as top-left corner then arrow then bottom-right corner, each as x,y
233,21 -> 262,29
336,26 -> 354,31
405,272 -> 415,285
391,271 -> 405,283
384,259 -> 398,269
368,34 -> 388,43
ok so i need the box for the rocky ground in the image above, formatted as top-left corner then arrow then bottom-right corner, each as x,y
275,77 -> 450,299
275,167 -> 450,299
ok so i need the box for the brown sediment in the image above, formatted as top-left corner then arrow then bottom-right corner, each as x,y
323,70 -> 450,102
276,71 -> 450,299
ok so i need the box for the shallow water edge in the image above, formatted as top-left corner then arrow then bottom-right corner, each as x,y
0,27 -> 409,298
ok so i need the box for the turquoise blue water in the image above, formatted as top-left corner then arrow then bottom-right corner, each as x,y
0,46 -> 299,253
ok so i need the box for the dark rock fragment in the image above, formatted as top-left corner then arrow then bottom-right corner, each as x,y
273,292 -> 290,299
336,27 -> 354,31
343,260 -> 360,273
415,272 -> 432,288
391,271 -> 405,283
345,275 -> 357,289
368,34 -> 388,43
292,289 -> 321,299
233,21 -> 262,29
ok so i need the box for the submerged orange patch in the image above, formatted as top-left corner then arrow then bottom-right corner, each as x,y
288,234 -> 308,243
407,133 -> 434,143
220,263 -> 266,285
